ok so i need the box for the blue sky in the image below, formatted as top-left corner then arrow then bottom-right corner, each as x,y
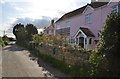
0,0 -> 91,37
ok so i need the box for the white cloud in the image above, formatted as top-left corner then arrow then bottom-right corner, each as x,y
14,7 -> 23,11
7,0 -> 89,19
0,0 -> 5,4
0,17 -> 17,31
29,0 -> 77,18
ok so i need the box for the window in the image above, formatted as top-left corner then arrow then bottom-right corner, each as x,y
69,36 -> 75,43
111,5 -> 118,13
57,24 -> 60,29
66,21 -> 70,27
85,13 -> 92,24
89,38 -> 92,44
76,38 -> 78,44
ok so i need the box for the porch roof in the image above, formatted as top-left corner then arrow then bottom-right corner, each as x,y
80,27 -> 95,37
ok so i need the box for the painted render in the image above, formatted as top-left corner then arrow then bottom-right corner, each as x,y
45,1 -> 120,49
55,2 -> 119,49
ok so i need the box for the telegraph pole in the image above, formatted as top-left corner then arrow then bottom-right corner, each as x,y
3,30 -> 5,36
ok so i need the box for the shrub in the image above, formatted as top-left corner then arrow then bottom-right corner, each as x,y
96,13 -> 120,76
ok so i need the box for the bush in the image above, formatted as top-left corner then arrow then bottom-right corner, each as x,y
0,41 -> 5,46
37,53 -> 69,72
2,35 -> 10,45
29,48 -> 91,77
96,13 -> 120,76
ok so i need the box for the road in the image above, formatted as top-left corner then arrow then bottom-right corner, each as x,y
2,44 -> 45,77
2,44 -> 69,78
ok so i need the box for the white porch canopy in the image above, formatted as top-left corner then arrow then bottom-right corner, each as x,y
74,27 -> 95,48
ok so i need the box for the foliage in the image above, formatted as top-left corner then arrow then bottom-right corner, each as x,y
0,37 -> 4,46
13,23 -> 38,45
2,35 -> 10,45
30,49 -> 69,72
90,13 -> 120,76
32,33 -> 69,46
0,41 -> 5,46
14,13 -> 120,77
0,35 -> 10,46
26,24 -> 38,41
13,23 -> 26,43
32,33 -> 43,43
30,49 -> 89,77
88,50 -> 102,76
31,33 -> 91,76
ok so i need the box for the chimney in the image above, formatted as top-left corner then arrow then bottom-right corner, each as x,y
50,19 -> 55,28
91,0 -> 110,2
51,20 -> 54,25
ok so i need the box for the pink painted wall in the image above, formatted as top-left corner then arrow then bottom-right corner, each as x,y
55,2 -> 118,40
71,2 -> 118,39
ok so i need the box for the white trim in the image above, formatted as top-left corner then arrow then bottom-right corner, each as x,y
117,4 -> 119,12
66,21 -> 70,27
74,28 -> 96,49
74,28 -> 87,38
82,5 -> 94,14
107,0 -> 120,6
85,13 -> 92,24
107,0 -> 113,6
111,4 -> 119,13
74,28 -> 87,47
56,24 -> 61,29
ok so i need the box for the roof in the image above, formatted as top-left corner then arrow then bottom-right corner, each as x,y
56,2 -> 108,23
56,27 -> 70,35
56,5 -> 87,23
80,27 -> 95,37
44,19 -> 55,33
44,26 -> 51,31
44,23 -> 55,32
90,2 -> 108,8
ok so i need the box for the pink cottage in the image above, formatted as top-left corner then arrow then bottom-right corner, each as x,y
45,0 -> 120,49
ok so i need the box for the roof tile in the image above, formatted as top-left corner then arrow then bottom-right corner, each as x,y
80,27 -> 95,37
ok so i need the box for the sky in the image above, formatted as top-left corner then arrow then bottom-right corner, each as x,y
0,0 -> 91,37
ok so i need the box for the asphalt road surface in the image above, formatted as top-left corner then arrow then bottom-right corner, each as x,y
2,44 -> 45,77
2,43 -> 69,78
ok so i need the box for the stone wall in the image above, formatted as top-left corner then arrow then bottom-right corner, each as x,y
36,44 -> 90,66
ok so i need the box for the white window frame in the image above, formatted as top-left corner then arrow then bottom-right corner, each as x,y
85,13 -> 92,24
89,38 -> 92,45
111,5 -> 118,13
57,24 -> 61,29
66,21 -> 70,27
69,36 -> 75,44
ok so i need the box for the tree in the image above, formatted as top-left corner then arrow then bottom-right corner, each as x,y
2,35 -> 10,45
26,24 -> 38,41
97,13 -> 120,76
13,23 -> 26,43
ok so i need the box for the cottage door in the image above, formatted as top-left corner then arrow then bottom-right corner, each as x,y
79,37 -> 84,48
